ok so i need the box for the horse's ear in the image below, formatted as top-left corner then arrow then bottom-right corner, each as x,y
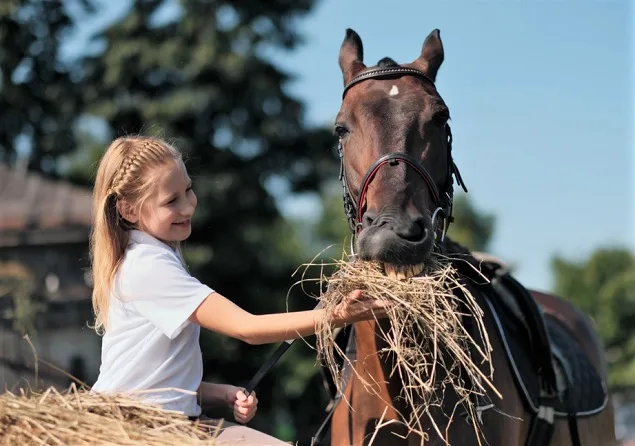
413,29 -> 444,81
339,28 -> 366,85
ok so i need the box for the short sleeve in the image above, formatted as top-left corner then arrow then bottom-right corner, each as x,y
115,248 -> 214,339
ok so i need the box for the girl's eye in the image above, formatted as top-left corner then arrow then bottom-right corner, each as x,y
166,186 -> 192,205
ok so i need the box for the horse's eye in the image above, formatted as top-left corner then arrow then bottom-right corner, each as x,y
334,124 -> 349,138
433,110 -> 450,127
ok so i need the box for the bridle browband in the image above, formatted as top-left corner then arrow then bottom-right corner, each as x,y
337,66 -> 468,253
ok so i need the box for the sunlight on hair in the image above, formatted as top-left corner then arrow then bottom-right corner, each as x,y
89,136 -> 183,335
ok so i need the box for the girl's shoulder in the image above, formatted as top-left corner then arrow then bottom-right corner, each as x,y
122,243 -> 179,273
115,231 -> 183,287
112,233 -> 202,307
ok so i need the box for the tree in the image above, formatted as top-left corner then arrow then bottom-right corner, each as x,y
71,0 -> 336,441
552,248 -> 635,389
0,0 -> 93,174
446,193 -> 496,253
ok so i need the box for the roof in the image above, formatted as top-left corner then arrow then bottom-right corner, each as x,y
0,164 -> 93,247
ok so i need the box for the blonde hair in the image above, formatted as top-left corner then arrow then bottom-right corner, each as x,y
90,136 -> 182,334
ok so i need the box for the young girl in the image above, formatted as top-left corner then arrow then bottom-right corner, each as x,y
89,135 -> 388,444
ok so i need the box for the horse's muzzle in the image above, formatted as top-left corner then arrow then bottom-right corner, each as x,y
356,206 -> 434,277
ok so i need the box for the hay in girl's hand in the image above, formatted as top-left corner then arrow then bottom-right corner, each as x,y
311,253 -> 500,441
0,385 -> 221,445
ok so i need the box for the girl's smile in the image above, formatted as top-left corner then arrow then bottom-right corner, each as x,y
172,218 -> 191,228
134,160 -> 197,244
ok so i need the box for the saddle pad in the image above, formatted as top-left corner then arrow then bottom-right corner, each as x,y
484,296 -> 608,418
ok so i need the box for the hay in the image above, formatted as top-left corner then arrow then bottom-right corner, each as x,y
307,251 -> 500,444
0,384 -> 220,445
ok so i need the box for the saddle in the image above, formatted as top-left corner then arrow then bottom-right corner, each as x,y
313,249 -> 608,446
472,256 -> 608,418
471,256 -> 608,446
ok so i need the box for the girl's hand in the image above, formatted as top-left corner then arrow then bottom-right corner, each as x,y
332,290 -> 390,325
225,387 -> 257,424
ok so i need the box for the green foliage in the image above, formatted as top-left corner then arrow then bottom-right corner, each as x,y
0,0 -> 93,173
552,248 -> 635,389
445,193 -> 496,252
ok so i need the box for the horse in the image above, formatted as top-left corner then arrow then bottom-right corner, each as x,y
318,28 -> 616,446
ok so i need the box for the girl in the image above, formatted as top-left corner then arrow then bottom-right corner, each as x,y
89,135 -> 389,444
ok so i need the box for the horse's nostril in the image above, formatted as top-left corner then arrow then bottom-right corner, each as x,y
416,219 -> 427,239
363,211 -> 377,228
401,218 -> 426,242
363,210 -> 428,242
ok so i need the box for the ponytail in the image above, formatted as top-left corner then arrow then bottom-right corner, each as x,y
89,193 -> 129,334
89,136 -> 182,334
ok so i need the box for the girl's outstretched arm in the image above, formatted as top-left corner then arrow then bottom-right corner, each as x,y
188,290 -> 386,345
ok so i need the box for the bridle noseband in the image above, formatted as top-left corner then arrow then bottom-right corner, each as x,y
337,67 -> 468,253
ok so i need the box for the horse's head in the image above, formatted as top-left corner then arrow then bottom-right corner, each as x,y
335,28 -> 467,279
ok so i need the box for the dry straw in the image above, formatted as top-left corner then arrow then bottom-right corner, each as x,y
0,335 -> 224,445
300,250 -> 500,444
0,384 -> 222,445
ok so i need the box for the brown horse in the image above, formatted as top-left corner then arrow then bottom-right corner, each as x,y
323,28 -> 616,446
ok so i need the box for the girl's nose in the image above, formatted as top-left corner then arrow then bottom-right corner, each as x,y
182,201 -> 196,216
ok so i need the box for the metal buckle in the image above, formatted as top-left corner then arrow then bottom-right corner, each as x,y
431,207 -> 448,242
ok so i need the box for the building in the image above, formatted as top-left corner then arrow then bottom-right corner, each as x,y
0,163 -> 101,392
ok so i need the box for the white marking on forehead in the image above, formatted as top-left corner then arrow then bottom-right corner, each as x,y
389,85 -> 399,96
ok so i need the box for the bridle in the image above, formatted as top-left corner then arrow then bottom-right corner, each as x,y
337,66 -> 468,254
244,67 -> 471,446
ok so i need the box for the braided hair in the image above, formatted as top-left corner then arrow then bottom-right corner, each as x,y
90,136 -> 182,334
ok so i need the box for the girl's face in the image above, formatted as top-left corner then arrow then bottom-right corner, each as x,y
136,160 -> 197,245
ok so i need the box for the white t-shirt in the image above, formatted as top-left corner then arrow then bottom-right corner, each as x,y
91,230 -> 214,417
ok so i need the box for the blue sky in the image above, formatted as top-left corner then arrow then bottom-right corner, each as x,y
269,0 -> 634,293
68,0 -> 634,292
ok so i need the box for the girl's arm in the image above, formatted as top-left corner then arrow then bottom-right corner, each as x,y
197,381 -> 235,408
189,290 -> 385,345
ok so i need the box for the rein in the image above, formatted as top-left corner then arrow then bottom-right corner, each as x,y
337,67 -> 467,250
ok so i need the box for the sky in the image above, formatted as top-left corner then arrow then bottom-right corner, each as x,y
67,0 -> 634,293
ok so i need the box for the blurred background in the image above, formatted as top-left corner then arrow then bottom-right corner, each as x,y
0,0 -> 632,444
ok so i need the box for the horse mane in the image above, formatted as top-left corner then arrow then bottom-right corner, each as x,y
376,57 -> 399,68
441,237 -> 473,257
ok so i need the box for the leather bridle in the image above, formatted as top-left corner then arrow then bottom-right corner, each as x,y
337,66 -> 468,252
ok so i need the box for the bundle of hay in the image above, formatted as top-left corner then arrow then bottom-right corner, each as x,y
308,252 -> 500,441
0,385 -> 219,445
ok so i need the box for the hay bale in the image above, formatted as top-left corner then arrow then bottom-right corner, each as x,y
309,253 -> 501,441
0,384 -> 220,445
